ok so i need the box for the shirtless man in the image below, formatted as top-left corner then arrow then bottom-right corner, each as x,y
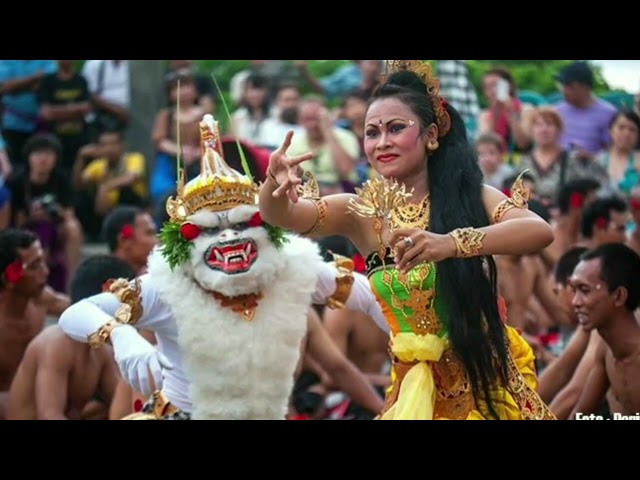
323,307 -> 390,417
291,308 -> 385,419
540,179 -> 600,271
102,205 -> 158,276
497,253 -> 570,335
0,228 -> 69,419
580,196 -> 629,249
538,247 -> 590,403
547,203 -> 630,418
569,244 -> 640,419
7,255 -> 132,420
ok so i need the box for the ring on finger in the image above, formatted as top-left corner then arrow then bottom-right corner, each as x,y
403,236 -> 414,249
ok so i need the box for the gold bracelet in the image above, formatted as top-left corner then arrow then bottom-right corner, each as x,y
300,198 -> 328,236
326,253 -> 355,310
88,320 -> 120,349
108,278 -> 144,326
449,227 -> 486,258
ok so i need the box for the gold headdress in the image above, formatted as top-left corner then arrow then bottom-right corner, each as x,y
382,60 -> 451,138
165,114 -> 259,223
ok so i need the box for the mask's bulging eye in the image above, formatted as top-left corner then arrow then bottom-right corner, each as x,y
180,223 -> 201,241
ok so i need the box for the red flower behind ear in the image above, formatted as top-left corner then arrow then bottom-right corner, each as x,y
570,192 -> 585,209
595,217 -> 608,230
180,223 -> 201,241
5,260 -> 24,284
121,224 -> 134,239
248,212 -> 263,228
631,198 -> 640,212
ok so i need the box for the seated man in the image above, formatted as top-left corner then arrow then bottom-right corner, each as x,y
102,205 -> 158,276
569,244 -> 640,419
0,228 -> 69,419
6,255 -> 133,420
73,129 -> 148,233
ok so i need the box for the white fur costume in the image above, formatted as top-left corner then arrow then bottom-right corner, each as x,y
58,115 -> 385,420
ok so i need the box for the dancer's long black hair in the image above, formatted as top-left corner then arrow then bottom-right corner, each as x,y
370,70 -> 510,419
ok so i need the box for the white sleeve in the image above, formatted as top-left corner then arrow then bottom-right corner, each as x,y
58,274 -> 173,343
311,262 -> 389,333
81,60 -> 100,94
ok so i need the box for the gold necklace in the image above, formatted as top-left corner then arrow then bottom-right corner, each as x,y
390,195 -> 430,231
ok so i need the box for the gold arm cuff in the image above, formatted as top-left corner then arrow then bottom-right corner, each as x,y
108,278 -> 144,326
300,198 -> 328,236
492,199 -> 517,224
492,170 -> 531,223
88,320 -> 120,350
450,227 -> 486,258
326,253 -> 356,310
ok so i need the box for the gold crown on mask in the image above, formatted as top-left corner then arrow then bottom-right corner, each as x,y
166,114 -> 259,223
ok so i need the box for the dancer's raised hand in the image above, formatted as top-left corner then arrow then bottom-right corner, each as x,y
267,130 -> 314,203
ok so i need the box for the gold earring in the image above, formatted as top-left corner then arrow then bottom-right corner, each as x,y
427,140 -> 439,151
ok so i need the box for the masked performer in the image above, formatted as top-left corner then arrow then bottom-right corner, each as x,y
58,114 -> 385,420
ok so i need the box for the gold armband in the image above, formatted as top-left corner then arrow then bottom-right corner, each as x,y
108,278 -> 144,326
297,171 -> 328,236
450,228 -> 486,258
88,320 -> 121,349
492,170 -> 530,223
87,278 -> 144,349
300,198 -> 328,236
326,253 -> 355,310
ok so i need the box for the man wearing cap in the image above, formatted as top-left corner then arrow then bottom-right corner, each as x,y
555,61 -> 617,158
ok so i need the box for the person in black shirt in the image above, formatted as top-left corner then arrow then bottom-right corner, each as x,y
37,60 -> 91,174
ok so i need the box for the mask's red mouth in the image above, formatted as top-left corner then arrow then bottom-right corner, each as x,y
204,239 -> 258,274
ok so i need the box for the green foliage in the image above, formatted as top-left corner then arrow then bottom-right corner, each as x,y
264,223 -> 289,250
159,221 -> 194,271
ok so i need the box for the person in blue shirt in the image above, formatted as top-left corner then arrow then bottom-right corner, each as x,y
0,60 -> 58,167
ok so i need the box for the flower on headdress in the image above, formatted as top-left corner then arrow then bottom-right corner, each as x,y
501,188 -> 512,198
5,260 -> 24,284
570,192 -> 584,209
180,223 -> 201,241
441,98 -> 448,109
595,217 -> 608,230
121,224 -> 134,240
630,198 -> 640,212
248,212 -> 263,228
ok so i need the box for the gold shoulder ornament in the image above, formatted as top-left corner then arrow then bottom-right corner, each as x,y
492,170 -> 531,224
326,252 -> 356,310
